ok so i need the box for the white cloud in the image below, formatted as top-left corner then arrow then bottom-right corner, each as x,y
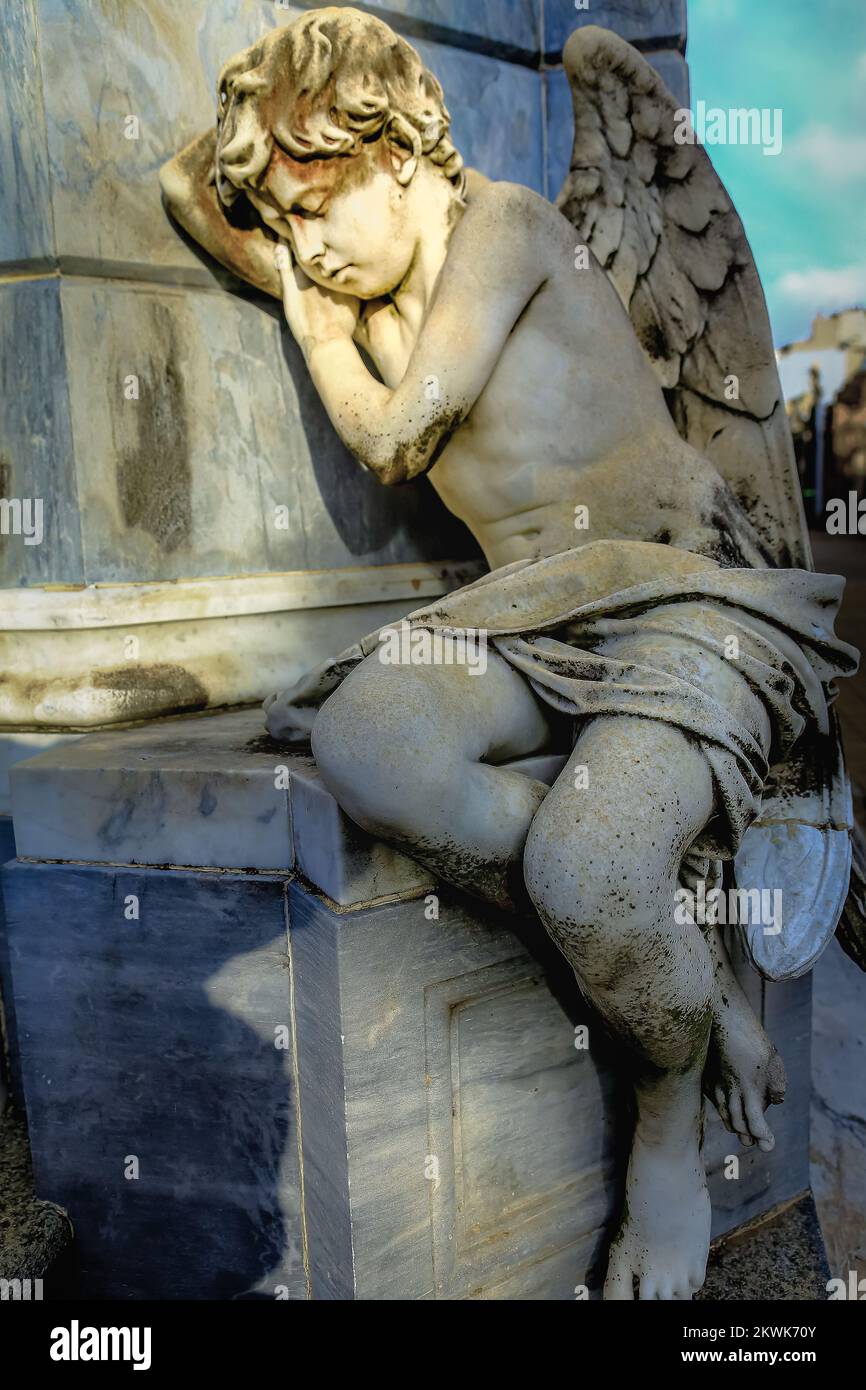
786,123 -> 866,181
775,265 -> 866,310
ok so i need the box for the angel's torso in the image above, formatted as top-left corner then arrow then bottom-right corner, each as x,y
362,188 -> 758,572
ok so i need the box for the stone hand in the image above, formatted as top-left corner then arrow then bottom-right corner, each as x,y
274,241 -> 360,358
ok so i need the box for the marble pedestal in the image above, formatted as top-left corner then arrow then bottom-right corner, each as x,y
1,709 -> 813,1299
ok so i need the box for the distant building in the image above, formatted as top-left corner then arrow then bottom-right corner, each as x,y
778,310 -> 866,524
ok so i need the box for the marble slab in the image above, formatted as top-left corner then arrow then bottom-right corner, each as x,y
543,0 -> 687,60
0,0 -> 53,267
0,279 -> 83,587
2,860 -> 305,1299
0,732 -> 82,817
303,0 -> 541,60
11,709 -> 300,871
9,710 -> 566,896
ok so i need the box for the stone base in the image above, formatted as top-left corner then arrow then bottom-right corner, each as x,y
1,709 -> 817,1299
698,1192 -> 831,1301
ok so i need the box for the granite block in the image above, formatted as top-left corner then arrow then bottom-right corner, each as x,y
0,0 -> 54,267
2,860 -> 305,1299
0,279 -> 83,587
544,0 -> 687,61
697,1192 -> 831,1302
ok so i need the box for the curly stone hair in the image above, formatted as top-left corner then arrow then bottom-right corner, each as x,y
215,6 -> 466,206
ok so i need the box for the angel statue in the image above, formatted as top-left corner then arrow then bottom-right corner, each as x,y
161,9 -> 863,1299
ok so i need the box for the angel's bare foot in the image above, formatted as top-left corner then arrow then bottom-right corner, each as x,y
703,926 -> 787,1151
604,1106 -> 711,1301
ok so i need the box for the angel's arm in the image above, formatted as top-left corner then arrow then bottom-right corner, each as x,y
159,130 -> 282,300
289,182 -> 550,485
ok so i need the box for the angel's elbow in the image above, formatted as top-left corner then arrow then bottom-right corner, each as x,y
360,442 -> 411,486
159,158 -> 192,214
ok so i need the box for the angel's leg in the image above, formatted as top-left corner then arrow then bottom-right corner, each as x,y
523,715 -> 717,1300
313,651 -> 784,1157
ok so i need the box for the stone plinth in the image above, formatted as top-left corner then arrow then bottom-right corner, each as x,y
2,710 -> 814,1299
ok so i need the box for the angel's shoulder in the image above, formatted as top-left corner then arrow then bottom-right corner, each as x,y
450,180 -> 566,275
465,179 -> 559,229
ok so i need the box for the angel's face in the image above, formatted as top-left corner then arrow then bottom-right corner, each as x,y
246,144 -> 419,299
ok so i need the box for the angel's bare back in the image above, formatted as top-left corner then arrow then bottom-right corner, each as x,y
365,185 -> 760,571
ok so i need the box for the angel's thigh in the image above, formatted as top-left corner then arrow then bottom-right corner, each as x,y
311,647 -> 557,851
523,715 -> 715,1068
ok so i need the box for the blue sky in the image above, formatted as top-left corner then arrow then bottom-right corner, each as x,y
687,0 -> 866,346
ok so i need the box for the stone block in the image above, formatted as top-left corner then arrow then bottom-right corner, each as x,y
0,0 -> 53,267
10,709 -> 301,870
307,0 -> 541,60
413,38 -> 545,194
0,733 -> 82,817
5,710 -> 816,1298
2,859 -> 305,1299
289,879 -> 623,1298
544,0 -> 687,61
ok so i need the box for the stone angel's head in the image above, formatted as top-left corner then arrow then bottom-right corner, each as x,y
214,6 -> 466,298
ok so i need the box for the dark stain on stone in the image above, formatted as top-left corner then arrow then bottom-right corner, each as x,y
199,785 -> 217,817
93,664 -> 208,718
117,303 -> 192,553
244,733 -> 313,757
0,452 -> 11,498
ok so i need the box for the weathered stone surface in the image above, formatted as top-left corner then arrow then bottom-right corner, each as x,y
697,1193 -> 831,1302
0,280 -> 83,587
3,860 -> 305,1300
3,710 -> 818,1299
544,0 -> 687,60
59,278 -> 475,583
544,51 -> 690,202
11,711 -> 297,871
811,938 -> 866,1281
0,0 -> 53,267
334,0 -> 540,58
0,733 -> 82,817
290,761 -> 433,905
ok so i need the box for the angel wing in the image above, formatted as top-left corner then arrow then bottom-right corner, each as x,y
555,24 -> 864,979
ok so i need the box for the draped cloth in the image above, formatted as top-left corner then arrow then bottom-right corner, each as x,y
272,540 -> 859,978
